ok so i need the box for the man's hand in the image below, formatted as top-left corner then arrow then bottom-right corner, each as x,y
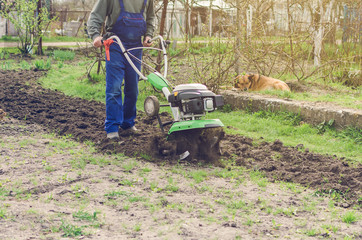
143,36 -> 152,47
93,36 -> 103,48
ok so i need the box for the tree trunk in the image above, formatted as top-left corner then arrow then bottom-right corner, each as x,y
234,0 -> 242,75
185,0 -> 190,42
209,0 -> 212,37
246,4 -> 252,41
287,0 -> 295,73
313,0 -> 335,66
159,0 -> 168,37
36,0 -> 43,55
156,0 -> 168,72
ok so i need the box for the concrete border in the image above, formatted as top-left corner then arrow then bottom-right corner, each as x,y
221,90 -> 362,129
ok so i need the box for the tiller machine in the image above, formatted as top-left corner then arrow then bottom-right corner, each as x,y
103,34 -> 225,160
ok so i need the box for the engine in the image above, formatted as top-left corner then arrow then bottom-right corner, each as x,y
168,84 -> 224,120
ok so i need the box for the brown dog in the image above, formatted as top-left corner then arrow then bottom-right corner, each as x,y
234,74 -> 290,91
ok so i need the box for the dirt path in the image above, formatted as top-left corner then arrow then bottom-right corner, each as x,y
0,118 -> 361,239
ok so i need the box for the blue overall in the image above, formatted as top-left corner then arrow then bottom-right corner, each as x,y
105,0 -> 147,133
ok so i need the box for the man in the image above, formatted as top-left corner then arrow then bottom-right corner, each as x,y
87,0 -> 155,139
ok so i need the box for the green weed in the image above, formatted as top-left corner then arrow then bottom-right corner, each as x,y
60,221 -> 83,237
261,89 -> 294,99
69,156 -> 87,170
73,210 -> 98,222
322,224 -> 339,233
249,170 -> 268,188
57,61 -> 64,69
189,170 -> 208,183
244,219 -> 254,226
1,61 -> 11,70
119,179 -> 134,186
140,153 -> 152,161
20,60 -> 31,70
128,195 -> 147,203
123,204 -> 130,211
263,206 -> 273,214
165,177 -> 179,193
0,49 -> 10,59
271,219 -> 282,230
302,200 -> 318,212
122,161 -> 138,172
341,211 -> 358,224
141,167 -> 152,173
18,139 -> 37,148
227,200 -> 248,210
195,185 -> 213,194
71,184 -> 88,199
274,207 -> 297,217
221,104 -> 233,113
45,193 -> 53,203
336,127 -> 362,144
105,190 -> 130,198
34,58 -> 52,70
280,182 -> 303,194
87,155 -> 110,166
313,189 -> 348,202
134,223 -> 141,232
316,119 -> 335,134
305,228 -> 318,236
213,167 -> 244,179
167,47 -> 183,57
252,110 -> 302,126
0,187 -> 9,198
48,137 -> 78,149
150,181 -> 161,192
0,206 -> 7,219
88,73 -> 105,83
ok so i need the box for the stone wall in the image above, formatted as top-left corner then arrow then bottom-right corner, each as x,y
221,90 -> 362,129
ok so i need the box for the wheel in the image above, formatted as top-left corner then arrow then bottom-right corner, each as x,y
144,95 -> 160,117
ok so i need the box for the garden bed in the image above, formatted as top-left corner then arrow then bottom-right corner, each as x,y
0,69 -> 360,204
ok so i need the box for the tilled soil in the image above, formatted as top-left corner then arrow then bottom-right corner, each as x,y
0,70 -> 361,204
